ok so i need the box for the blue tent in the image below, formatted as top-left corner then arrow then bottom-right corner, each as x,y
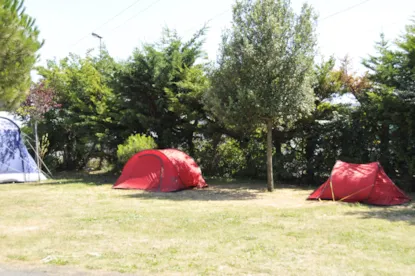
0,116 -> 46,183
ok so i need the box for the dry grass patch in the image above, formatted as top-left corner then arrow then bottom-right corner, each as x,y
0,173 -> 414,275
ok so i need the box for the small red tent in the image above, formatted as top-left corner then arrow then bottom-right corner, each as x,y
308,161 -> 411,206
113,149 -> 207,192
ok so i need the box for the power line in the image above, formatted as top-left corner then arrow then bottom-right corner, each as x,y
183,8 -> 231,36
321,0 -> 371,21
94,0 -> 144,32
69,34 -> 90,49
110,0 -> 163,33
69,0 -> 145,49
208,8 -> 231,23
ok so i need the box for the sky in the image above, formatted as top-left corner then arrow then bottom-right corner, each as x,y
2,0 -> 414,123
24,0 -> 415,75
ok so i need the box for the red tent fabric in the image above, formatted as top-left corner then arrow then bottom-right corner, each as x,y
113,149 -> 207,192
308,161 -> 411,206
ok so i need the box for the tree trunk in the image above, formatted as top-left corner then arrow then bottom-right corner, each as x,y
34,121 -> 41,182
267,120 -> 274,192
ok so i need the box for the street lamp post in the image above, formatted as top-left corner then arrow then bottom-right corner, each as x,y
91,32 -> 103,59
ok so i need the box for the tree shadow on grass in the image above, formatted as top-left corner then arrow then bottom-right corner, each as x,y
121,179 -> 273,201
345,198 -> 415,225
34,171 -> 117,186
207,177 -> 314,191
122,186 -> 259,201
121,180 -> 314,201
31,172 -> 313,201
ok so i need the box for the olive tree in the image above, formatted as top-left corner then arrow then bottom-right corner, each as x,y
206,0 -> 317,191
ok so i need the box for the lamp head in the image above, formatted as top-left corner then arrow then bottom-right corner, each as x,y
92,33 -> 103,39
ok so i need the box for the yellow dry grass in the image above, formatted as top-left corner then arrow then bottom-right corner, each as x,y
0,173 -> 414,275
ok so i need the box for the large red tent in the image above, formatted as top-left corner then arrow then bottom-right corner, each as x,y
113,149 -> 207,192
308,161 -> 411,206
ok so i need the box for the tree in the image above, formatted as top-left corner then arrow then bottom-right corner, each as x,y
394,20 -> 415,104
361,21 -> 415,191
18,82 -> 60,122
299,57 -> 343,184
16,81 -> 60,179
115,28 -> 209,153
37,54 -> 116,170
363,25 -> 415,102
362,34 -> 399,88
0,0 -> 43,110
206,0 -> 317,191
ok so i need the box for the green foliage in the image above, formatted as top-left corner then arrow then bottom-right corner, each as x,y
358,20 -> 415,190
313,56 -> 343,103
362,34 -> 399,87
243,130 -> 267,179
115,28 -> 209,154
194,135 -> 246,178
13,5 -> 415,193
206,0 -> 317,128
206,0 -> 317,190
36,53 -> 117,170
216,138 -> 247,178
116,134 -> 157,168
0,0 -> 43,110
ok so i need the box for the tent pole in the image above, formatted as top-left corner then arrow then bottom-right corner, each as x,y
34,121 -> 41,182
25,139 -> 53,179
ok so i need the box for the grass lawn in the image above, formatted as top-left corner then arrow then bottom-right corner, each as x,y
0,173 -> 414,275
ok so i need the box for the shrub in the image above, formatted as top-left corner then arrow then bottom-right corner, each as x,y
216,138 -> 247,178
116,134 -> 157,168
195,136 -> 246,178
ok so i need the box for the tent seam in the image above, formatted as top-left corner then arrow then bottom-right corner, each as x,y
364,162 -> 381,203
160,150 -> 180,190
